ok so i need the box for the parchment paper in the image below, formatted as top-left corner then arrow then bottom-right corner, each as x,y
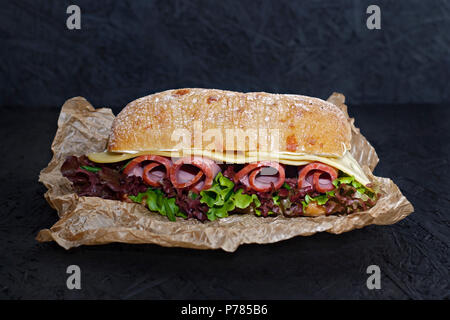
36,94 -> 414,251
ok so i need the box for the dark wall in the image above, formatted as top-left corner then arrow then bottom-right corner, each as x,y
1,0 -> 449,109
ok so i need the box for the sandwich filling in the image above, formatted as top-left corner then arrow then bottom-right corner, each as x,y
61,153 -> 378,222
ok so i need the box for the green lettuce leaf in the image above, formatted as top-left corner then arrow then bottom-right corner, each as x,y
332,175 -> 354,187
272,195 -> 280,206
129,188 -> 186,221
302,174 -> 376,211
128,192 -> 144,204
282,182 -> 292,190
255,209 -> 275,217
188,191 -> 198,200
200,173 -> 234,207
314,194 -> 329,205
199,173 -> 261,221
234,189 -> 261,209
303,193 -> 329,207
80,165 -> 101,173
332,174 -> 375,199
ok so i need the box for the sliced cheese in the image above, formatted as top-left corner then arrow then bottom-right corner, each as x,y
88,150 -> 371,186
88,150 -> 174,163
88,149 -> 256,164
248,151 -> 370,186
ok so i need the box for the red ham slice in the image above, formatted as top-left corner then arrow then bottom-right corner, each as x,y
123,155 -> 173,187
297,162 -> 338,193
169,156 -> 221,192
234,161 -> 285,192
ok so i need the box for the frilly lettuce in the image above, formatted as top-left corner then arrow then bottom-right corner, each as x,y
332,175 -> 375,199
128,173 -> 375,221
302,174 -> 375,209
200,173 -> 261,221
128,188 -> 186,221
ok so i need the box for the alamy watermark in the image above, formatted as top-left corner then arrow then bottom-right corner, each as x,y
66,265 -> 81,290
366,5 -> 381,30
169,121 -> 281,164
66,5 -> 81,30
366,265 -> 381,290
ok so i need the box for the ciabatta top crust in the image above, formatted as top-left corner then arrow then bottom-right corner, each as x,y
108,88 -> 352,157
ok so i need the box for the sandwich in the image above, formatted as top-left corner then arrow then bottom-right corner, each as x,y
61,88 -> 378,222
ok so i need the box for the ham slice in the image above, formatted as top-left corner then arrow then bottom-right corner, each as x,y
169,156 -> 221,192
123,155 -> 173,187
234,161 -> 285,192
297,162 -> 338,193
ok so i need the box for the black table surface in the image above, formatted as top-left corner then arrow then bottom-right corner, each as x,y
1,103 -> 448,299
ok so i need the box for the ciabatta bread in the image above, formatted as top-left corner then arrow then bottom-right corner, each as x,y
108,88 -> 351,157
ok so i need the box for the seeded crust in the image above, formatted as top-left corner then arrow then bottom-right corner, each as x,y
108,88 -> 352,157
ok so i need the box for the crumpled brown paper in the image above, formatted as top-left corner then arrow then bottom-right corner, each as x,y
36,94 -> 414,251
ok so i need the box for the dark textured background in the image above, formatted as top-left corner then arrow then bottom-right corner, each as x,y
1,0 -> 450,108
0,0 -> 449,300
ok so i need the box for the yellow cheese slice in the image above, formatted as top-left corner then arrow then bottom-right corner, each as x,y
87,150 -> 173,163
88,150 -> 371,186
248,151 -> 370,186
88,149 -> 308,166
